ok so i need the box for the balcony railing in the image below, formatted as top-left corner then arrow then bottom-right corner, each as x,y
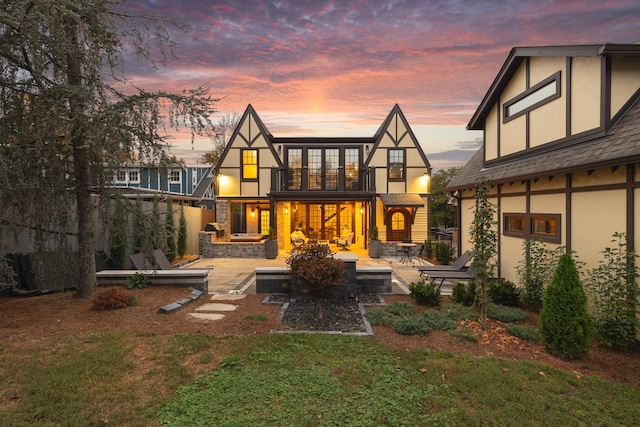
271,166 -> 375,193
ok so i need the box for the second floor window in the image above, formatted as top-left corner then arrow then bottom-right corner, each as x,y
388,149 -> 405,180
243,149 -> 258,180
169,170 -> 181,183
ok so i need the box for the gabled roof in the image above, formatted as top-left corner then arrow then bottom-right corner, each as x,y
467,43 -> 640,130
448,96 -> 640,190
366,103 -> 431,168
191,166 -> 214,199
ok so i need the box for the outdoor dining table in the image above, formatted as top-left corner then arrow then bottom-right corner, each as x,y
396,242 -> 417,265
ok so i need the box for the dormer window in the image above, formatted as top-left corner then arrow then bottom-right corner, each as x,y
504,72 -> 561,122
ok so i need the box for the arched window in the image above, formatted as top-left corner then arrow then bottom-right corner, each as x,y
386,208 -> 410,241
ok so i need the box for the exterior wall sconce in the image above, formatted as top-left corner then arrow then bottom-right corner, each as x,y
360,207 -> 364,215
284,206 -> 289,215
422,172 -> 431,193
365,145 -> 370,155
278,145 -> 282,155
251,207 -> 256,218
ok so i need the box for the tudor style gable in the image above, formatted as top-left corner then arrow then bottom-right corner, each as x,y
468,44 -> 640,165
366,104 -> 431,195
216,104 -> 281,198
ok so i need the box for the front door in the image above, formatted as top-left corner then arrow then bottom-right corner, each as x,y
387,209 -> 410,241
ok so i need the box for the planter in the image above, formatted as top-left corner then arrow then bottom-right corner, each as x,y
264,239 -> 279,259
368,239 -> 382,258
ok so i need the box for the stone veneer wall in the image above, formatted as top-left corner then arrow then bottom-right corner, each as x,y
199,232 -> 265,258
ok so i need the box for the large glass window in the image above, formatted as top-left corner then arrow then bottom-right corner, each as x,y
287,148 -> 302,190
242,149 -> 258,180
345,148 -> 360,190
308,149 -> 322,190
325,149 -> 339,191
388,149 -> 405,180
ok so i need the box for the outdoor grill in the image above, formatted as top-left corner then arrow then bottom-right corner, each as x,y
204,222 -> 225,237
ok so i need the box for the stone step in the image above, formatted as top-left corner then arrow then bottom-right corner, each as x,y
188,313 -> 226,321
210,294 -> 247,301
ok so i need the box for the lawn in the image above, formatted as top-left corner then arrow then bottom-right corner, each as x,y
1,331 -> 638,426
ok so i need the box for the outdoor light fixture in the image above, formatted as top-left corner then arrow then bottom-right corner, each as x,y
251,208 -> 255,218
365,145 -> 370,155
360,207 -> 364,214
278,145 -> 282,155
284,207 -> 289,215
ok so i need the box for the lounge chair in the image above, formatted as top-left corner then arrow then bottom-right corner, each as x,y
336,232 -> 354,250
421,270 -> 475,289
417,250 -> 474,278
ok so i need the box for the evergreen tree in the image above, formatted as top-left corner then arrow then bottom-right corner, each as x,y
540,254 -> 591,360
107,198 -> 128,269
165,197 -> 176,261
178,205 -> 188,258
151,197 -> 165,252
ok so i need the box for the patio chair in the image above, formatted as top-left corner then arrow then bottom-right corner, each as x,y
417,250 -> 474,278
291,231 -> 308,247
422,270 -> 475,289
152,249 -> 175,270
336,232 -> 354,250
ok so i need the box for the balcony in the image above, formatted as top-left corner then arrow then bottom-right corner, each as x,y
270,167 -> 376,195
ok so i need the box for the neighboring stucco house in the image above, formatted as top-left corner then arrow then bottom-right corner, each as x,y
448,43 -> 640,283
214,104 -> 432,250
110,163 -> 215,208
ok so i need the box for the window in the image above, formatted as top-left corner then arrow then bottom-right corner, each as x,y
260,210 -> 270,236
169,170 -> 181,183
242,149 -> 258,180
116,170 -> 127,183
503,72 -> 561,122
388,149 -> 405,180
128,170 -> 139,183
503,213 -> 560,243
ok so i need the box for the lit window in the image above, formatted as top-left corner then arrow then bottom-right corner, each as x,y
504,72 -> 560,122
503,213 -> 560,243
388,149 -> 405,180
242,149 -> 258,180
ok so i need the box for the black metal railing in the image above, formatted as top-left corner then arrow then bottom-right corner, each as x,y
271,167 -> 375,193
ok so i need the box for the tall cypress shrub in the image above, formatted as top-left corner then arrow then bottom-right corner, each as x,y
165,197 -> 176,261
178,205 -> 187,258
540,253 -> 591,360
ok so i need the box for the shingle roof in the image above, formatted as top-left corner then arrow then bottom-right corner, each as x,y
379,193 -> 425,207
448,97 -> 640,190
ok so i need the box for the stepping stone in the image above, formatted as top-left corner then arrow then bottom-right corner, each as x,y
196,303 -> 238,312
175,298 -> 193,306
210,294 -> 247,301
188,313 -> 226,321
158,303 -> 182,314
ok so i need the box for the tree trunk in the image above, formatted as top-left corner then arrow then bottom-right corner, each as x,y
67,24 -> 96,298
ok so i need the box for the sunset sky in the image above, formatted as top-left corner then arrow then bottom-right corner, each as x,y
128,0 -> 640,170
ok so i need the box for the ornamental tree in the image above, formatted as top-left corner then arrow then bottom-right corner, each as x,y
0,1 -> 218,297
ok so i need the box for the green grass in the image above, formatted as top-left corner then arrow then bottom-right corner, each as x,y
1,332 -> 638,426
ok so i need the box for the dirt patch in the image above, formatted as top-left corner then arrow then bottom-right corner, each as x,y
1,289 -> 638,388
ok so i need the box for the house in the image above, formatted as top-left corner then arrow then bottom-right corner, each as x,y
214,104 -> 432,250
110,163 -> 216,208
447,43 -> 640,283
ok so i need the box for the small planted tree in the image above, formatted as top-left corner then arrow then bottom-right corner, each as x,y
107,198 -> 129,269
286,243 -> 345,319
540,253 -> 591,360
165,197 -> 177,261
151,197 -> 165,252
132,198 -> 150,255
586,232 -> 639,350
469,178 -> 498,330
178,206 -> 188,258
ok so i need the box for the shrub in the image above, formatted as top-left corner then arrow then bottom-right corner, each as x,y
286,244 -> 345,319
487,279 -> 520,306
516,239 -> 564,312
441,303 -> 479,321
393,316 -> 430,336
92,288 -> 136,310
386,301 -> 416,317
126,272 -> 151,289
506,324 -> 542,344
419,310 -> 456,330
585,232 -> 639,350
452,282 -> 476,307
423,238 -> 433,259
435,241 -> 452,264
365,307 -> 396,326
540,254 -> 591,360
449,325 -> 478,342
409,280 -> 441,306
487,303 -> 526,323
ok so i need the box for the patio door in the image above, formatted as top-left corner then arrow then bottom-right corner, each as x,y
387,208 -> 410,241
